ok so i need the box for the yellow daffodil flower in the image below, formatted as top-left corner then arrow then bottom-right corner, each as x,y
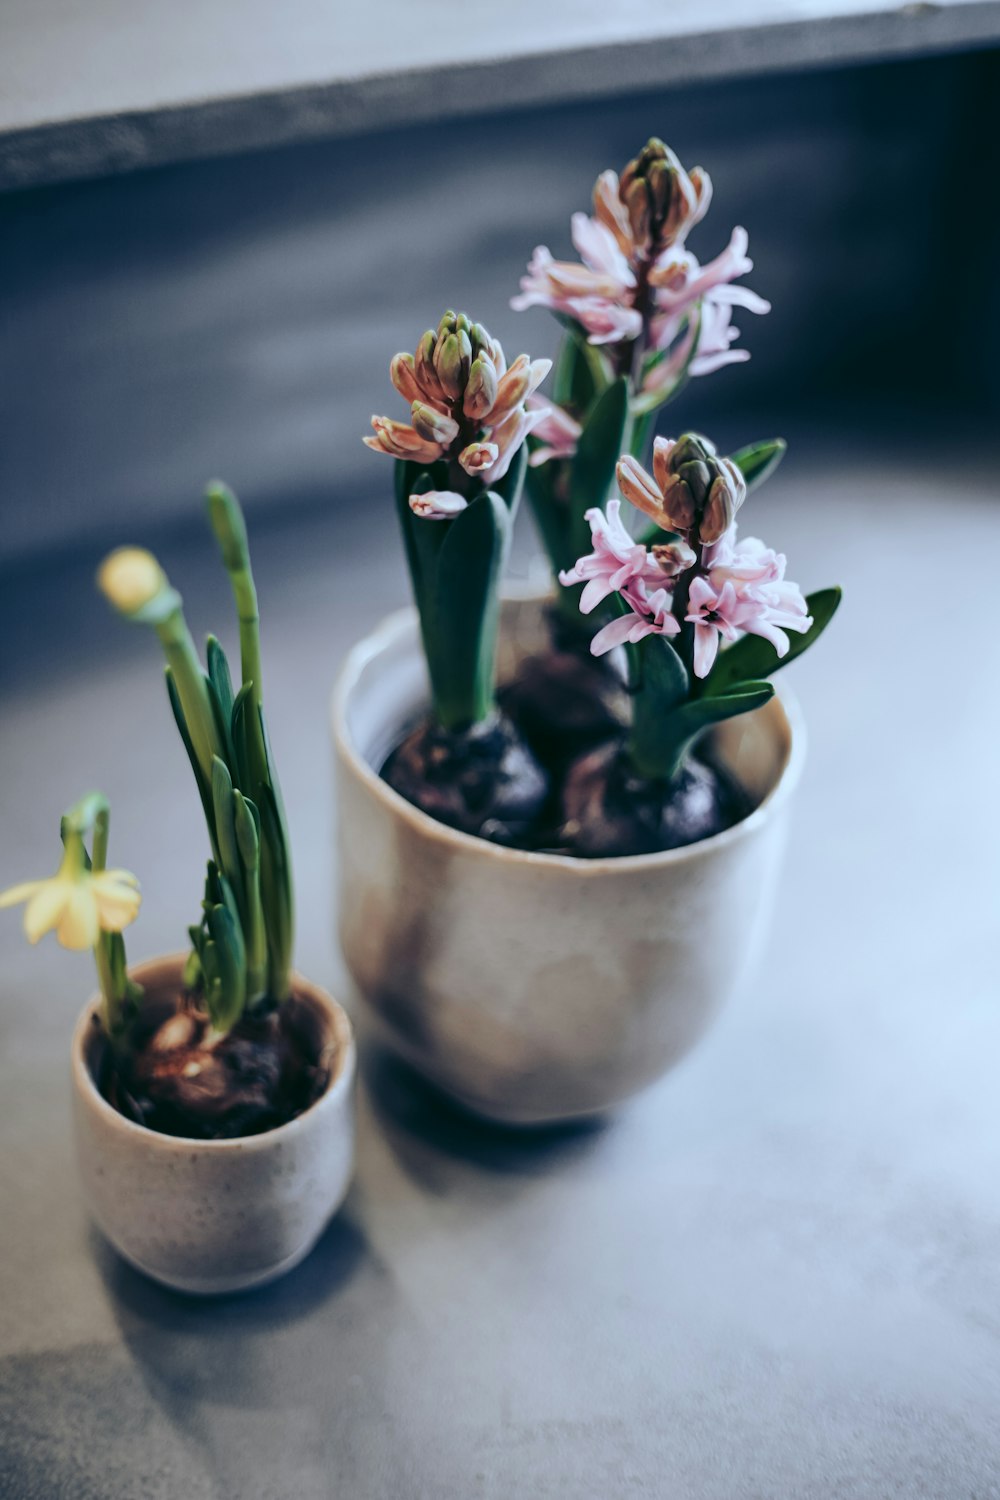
0,852 -> 141,950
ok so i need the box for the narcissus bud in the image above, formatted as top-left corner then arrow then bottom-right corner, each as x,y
98,547 -> 169,615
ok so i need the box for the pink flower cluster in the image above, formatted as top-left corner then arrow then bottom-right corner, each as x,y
560,504 -> 812,678
511,174 -> 769,387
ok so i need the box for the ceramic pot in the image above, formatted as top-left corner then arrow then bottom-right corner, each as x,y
71,955 -> 356,1294
332,594 -> 805,1126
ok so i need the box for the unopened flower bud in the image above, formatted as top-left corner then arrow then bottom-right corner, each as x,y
414,330 -> 441,398
653,433 -> 746,543
434,330 -> 472,399
700,460 -> 745,544
458,441 -> 499,476
98,547 -> 169,616
411,401 -> 460,446
618,138 -> 710,253
463,356 -> 499,421
651,539 -> 696,577
390,352 -> 423,405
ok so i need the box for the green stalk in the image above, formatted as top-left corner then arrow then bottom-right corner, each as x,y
154,606 -> 225,787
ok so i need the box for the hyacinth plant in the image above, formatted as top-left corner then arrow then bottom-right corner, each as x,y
364,311 -> 554,840
511,137 -> 780,615
554,432 -> 840,854
0,791 -> 143,1042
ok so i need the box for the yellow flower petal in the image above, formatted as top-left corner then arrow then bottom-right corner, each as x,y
23,878 -> 72,944
92,869 -> 142,931
56,883 -> 100,951
0,879 -> 46,908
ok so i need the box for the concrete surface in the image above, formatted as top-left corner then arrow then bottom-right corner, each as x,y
2,0 -> 1000,189
0,426 -> 998,1497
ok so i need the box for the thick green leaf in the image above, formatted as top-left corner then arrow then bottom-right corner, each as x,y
394,458 -> 448,620
204,901 -> 246,1035
211,756 -> 242,903
525,457 -> 574,578
731,437 -> 787,492
424,491 -> 510,729
648,681 -> 775,782
551,325 -> 609,410
703,587 -> 842,696
627,628 -> 691,780
568,376 -> 629,560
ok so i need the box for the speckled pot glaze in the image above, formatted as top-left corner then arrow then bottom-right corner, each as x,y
332,594 -> 805,1126
71,956 -> 356,1294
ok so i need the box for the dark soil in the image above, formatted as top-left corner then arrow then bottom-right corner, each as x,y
382,710 -> 549,844
104,997 -> 328,1140
559,739 -> 751,857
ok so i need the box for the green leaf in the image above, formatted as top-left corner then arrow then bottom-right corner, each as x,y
525,457 -> 574,578
233,790 -> 260,869
165,668 -> 218,857
568,376 -> 629,560
206,633 -> 235,722
211,757 -> 242,901
627,627 -> 691,780
203,901 -> 246,1035
424,491 -> 511,729
731,437 -> 787,492
703,587 -> 842,696
640,681 -> 775,782
552,329 -> 604,411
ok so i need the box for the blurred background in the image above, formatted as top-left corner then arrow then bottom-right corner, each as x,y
1,4 -> 998,561
2,5 -> 1000,1498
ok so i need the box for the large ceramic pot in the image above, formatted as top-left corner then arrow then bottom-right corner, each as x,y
71,955 -> 356,1294
332,594 -> 804,1126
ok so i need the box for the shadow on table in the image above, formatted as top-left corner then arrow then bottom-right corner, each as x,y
360,1038 -> 612,1189
95,1200 -> 370,1333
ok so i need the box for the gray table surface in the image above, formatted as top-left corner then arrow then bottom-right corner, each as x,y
1,427 -> 998,1498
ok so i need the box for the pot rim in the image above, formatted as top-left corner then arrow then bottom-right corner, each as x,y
332,597 -> 807,874
71,953 -> 356,1152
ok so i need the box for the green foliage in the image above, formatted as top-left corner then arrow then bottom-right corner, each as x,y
525,375 -> 629,594
116,486 -> 294,1033
394,458 -> 523,731
730,437 -> 787,491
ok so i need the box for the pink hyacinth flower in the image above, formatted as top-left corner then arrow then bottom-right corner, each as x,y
511,214 -> 640,347
688,532 -> 813,675
527,395 -> 582,466
589,583 -> 680,657
558,499 -> 663,614
685,575 -> 746,678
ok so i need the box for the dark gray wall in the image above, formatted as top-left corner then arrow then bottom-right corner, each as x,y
0,47 -> 996,569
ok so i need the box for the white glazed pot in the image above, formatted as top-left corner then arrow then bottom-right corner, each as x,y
71,955 -> 356,1294
332,594 -> 804,1126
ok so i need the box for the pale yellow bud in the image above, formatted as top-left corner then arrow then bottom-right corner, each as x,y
97,547 -> 168,615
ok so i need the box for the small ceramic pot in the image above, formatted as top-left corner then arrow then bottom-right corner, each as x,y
71,955 -> 356,1294
332,594 -> 805,1126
